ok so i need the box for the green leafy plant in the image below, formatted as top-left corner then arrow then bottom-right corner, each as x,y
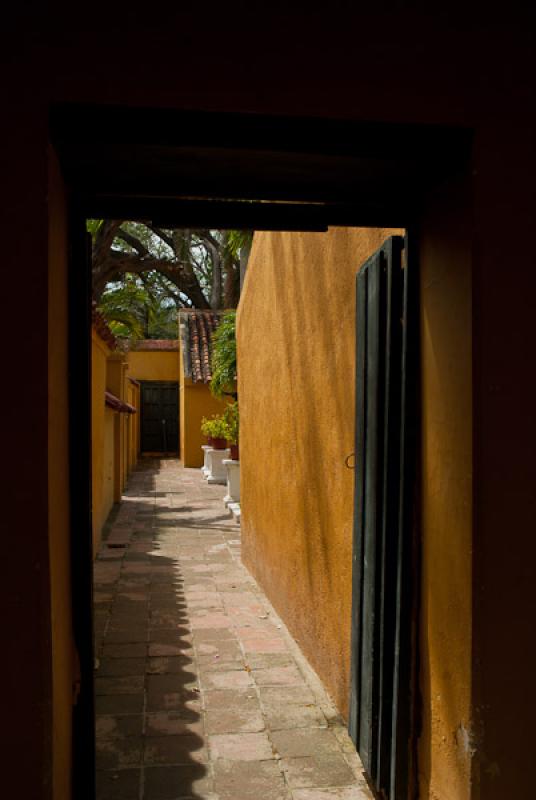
200,414 -> 228,440
222,401 -> 239,445
210,311 -> 237,399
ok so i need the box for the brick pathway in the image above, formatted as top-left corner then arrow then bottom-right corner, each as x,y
94,458 -> 371,800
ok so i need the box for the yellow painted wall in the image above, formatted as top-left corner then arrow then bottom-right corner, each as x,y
127,349 -> 179,382
180,378 -> 231,467
127,382 -> 140,469
47,147 -> 73,800
128,349 -> 180,457
107,356 -> 128,498
418,178 -> 473,799
237,227 -> 402,716
102,409 -> 115,525
91,331 -> 111,556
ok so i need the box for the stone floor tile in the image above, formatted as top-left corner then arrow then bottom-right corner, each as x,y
260,686 -> 316,707
97,657 -> 146,677
244,652 -> 293,670
213,760 -> 289,800
102,642 -> 147,658
96,714 -> 143,739
95,675 -> 145,696
96,768 -> 140,799
146,674 -> 201,711
271,729 -> 341,759
292,789 -> 371,800
95,736 -> 143,769
209,731 -> 274,761
264,703 -> 327,731
192,627 -> 237,643
145,710 -> 204,737
95,694 -> 144,715
252,664 -> 305,686
94,459 -> 370,800
200,669 -> 254,691
148,642 -> 192,658
144,764 -> 212,799
280,754 -> 357,789
146,655 -> 193,674
144,734 -> 207,765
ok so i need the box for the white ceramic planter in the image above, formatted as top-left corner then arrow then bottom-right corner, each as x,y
222,459 -> 240,506
201,445 -> 211,477
206,448 -> 230,484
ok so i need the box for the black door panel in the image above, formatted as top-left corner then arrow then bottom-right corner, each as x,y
140,382 -> 179,453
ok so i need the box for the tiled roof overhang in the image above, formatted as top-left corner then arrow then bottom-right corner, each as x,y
105,391 -> 137,413
92,302 -> 117,349
179,310 -> 225,384
132,339 -> 179,351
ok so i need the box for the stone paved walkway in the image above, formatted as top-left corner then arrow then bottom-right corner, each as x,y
94,458 -> 371,800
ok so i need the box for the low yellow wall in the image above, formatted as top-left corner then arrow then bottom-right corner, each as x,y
237,227 -> 402,716
127,349 -> 179,382
180,379 -> 231,467
92,342 -> 141,555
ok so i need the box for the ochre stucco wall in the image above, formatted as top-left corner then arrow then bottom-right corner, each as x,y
128,350 -> 180,457
127,350 -> 180,382
237,227 -> 402,716
91,331 -> 111,556
102,410 -> 115,526
47,148 -> 73,800
418,178 -> 473,800
127,382 -> 140,469
180,378 -> 231,467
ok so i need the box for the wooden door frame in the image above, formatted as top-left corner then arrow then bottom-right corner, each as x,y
139,380 -> 180,456
60,107 -> 471,800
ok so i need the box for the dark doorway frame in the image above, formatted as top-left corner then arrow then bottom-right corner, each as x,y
139,380 -> 180,455
55,105 -> 471,800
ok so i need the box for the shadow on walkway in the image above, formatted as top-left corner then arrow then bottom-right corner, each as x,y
93,457 -> 370,800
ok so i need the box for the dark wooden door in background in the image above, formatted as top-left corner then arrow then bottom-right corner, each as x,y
348,235 -> 417,800
140,382 -> 179,453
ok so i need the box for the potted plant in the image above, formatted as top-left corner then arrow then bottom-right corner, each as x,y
223,401 -> 239,460
200,414 -> 228,450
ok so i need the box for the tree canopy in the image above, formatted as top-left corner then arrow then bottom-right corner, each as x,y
90,220 -> 252,342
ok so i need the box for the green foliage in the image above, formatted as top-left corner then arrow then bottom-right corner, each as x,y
227,230 -> 253,259
210,312 -> 237,399
222,401 -> 239,445
86,218 -> 104,238
97,272 -> 178,342
200,414 -> 228,440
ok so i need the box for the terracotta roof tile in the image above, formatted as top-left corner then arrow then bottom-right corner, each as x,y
92,302 -> 117,350
105,391 -> 137,413
133,339 -> 179,351
179,310 -> 226,384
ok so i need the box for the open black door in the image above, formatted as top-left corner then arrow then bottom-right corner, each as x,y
348,235 -> 418,799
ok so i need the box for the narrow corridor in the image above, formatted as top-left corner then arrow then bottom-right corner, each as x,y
94,458 -> 370,799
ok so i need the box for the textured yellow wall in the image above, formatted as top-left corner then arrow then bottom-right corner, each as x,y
418,180 -> 473,799
127,350 -> 180,382
91,332 -> 110,556
47,148 -> 73,800
102,410 -> 115,527
237,227 -> 402,715
127,382 -> 140,469
181,378 -> 231,467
